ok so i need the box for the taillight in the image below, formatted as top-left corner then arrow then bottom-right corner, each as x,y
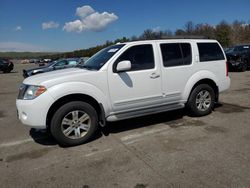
226,61 -> 229,77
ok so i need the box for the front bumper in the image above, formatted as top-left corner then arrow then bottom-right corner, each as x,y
16,91 -> 55,129
227,61 -> 243,70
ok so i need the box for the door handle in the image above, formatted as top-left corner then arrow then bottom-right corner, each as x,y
150,72 -> 160,79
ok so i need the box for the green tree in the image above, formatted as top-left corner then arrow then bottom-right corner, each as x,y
215,21 -> 232,47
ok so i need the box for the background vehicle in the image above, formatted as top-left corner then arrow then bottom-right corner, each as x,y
17,39 -> 230,146
0,58 -> 14,73
79,57 -> 90,64
23,58 -> 81,78
226,45 -> 250,72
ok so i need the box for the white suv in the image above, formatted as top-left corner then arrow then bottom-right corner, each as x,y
16,39 -> 230,146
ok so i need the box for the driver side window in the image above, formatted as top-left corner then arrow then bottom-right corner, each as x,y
114,44 -> 155,72
54,60 -> 68,67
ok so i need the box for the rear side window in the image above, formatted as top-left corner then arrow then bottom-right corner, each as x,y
197,43 -> 225,62
115,44 -> 154,72
160,43 -> 192,67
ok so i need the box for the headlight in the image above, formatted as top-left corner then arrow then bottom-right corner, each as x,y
18,84 -> 47,100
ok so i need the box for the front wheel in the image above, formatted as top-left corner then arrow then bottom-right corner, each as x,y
186,84 -> 215,117
50,101 -> 98,146
3,68 -> 11,73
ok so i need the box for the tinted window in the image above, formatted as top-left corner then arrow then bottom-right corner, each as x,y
160,43 -> 192,67
54,60 -> 68,67
115,44 -> 154,72
198,43 -> 225,62
181,43 -> 192,65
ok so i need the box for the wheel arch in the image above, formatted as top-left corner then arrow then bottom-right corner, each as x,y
183,71 -> 219,103
187,78 -> 219,103
46,93 -> 105,129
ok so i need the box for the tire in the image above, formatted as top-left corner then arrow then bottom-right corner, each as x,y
50,101 -> 98,146
186,84 -> 215,117
3,69 -> 10,73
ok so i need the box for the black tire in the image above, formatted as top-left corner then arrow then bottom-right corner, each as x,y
50,101 -> 98,146
3,69 -> 11,73
186,84 -> 215,117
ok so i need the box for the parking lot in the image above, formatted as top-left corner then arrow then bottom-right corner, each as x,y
0,63 -> 250,188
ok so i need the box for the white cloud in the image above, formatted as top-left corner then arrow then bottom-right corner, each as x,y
42,21 -> 59,30
63,20 -> 83,33
14,26 -> 22,31
76,5 -> 95,19
0,42 -> 47,52
63,5 -> 118,33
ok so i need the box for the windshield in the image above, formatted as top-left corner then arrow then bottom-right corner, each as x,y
236,46 -> 250,53
228,45 -> 250,53
80,44 -> 125,70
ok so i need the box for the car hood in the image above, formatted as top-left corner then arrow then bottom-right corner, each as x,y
23,68 -> 95,87
226,51 -> 244,57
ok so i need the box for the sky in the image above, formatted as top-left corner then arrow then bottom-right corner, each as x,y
0,0 -> 249,52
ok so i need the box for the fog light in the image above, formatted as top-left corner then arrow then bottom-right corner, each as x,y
22,112 -> 27,120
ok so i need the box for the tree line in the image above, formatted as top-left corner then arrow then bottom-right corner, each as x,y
42,20 -> 250,60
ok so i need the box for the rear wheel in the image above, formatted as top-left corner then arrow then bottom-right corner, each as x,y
50,101 -> 98,146
186,84 -> 215,117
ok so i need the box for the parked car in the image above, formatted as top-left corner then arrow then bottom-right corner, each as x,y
17,39 -> 230,146
29,59 -> 40,64
0,58 -> 14,73
79,57 -> 90,64
21,59 -> 29,64
226,45 -> 250,72
23,58 -> 81,78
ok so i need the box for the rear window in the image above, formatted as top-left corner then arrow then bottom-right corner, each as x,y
197,43 -> 225,62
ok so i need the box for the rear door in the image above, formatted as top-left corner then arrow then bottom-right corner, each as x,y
159,42 -> 194,102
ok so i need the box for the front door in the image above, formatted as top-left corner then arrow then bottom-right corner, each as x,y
108,44 -> 162,113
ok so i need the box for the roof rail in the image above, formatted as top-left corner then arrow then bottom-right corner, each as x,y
130,35 -> 211,42
160,35 -> 210,39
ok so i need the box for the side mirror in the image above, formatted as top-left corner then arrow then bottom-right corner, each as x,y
116,60 -> 131,72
